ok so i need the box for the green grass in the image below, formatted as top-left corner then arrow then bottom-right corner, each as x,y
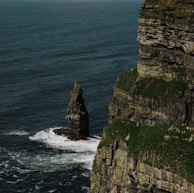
172,66 -> 186,78
135,78 -> 187,98
99,118 -> 194,183
115,68 -> 138,93
116,70 -> 187,99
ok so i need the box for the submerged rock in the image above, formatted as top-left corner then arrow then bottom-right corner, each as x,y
54,82 -> 89,140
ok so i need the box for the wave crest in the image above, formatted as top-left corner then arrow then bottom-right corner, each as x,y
29,127 -> 100,170
29,127 -> 100,153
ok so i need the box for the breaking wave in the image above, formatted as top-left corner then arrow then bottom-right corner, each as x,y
29,127 -> 100,170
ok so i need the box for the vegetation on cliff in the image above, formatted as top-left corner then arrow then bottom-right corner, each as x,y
140,0 -> 194,26
115,68 -> 138,93
116,69 -> 188,98
99,118 -> 194,183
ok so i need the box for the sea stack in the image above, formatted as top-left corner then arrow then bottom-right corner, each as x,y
54,82 -> 89,140
66,82 -> 89,140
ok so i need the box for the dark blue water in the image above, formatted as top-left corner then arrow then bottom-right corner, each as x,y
0,0 -> 143,192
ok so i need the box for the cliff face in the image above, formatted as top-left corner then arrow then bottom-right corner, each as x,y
91,119 -> 194,193
91,0 -> 194,192
109,0 -> 194,126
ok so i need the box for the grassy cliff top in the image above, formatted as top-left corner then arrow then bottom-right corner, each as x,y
99,118 -> 194,183
115,68 -> 188,99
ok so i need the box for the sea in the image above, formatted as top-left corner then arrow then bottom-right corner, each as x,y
0,0 -> 143,192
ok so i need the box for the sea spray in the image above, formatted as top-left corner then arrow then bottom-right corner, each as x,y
29,127 -> 100,169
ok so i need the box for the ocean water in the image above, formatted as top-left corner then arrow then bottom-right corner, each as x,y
0,0 -> 143,192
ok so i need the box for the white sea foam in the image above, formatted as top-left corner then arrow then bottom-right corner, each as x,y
48,190 -> 57,193
81,186 -> 90,193
29,127 -> 100,170
29,127 -> 100,153
6,130 -> 30,136
0,128 -> 100,174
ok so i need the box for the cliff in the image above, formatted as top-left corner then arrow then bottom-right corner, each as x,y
91,0 -> 194,192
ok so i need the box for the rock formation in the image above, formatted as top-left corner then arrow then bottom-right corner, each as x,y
54,82 -> 89,140
91,0 -> 194,192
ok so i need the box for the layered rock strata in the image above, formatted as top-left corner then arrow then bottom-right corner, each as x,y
91,138 -> 194,193
54,82 -> 89,140
109,0 -> 194,126
91,0 -> 194,192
